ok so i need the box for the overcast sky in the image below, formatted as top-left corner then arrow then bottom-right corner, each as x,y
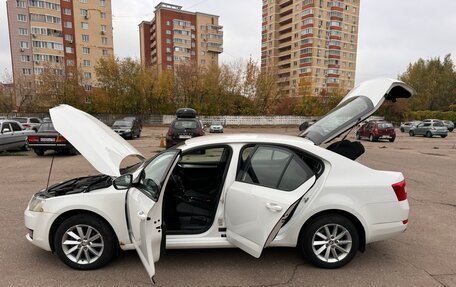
1,0 -> 456,84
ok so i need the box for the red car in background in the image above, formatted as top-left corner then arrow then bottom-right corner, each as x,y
356,121 -> 396,142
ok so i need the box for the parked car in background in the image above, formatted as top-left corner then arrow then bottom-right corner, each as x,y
409,121 -> 448,138
0,120 -> 34,152
442,120 -> 454,132
27,122 -> 77,155
400,121 -> 421,133
12,117 -> 42,132
356,121 -> 396,142
166,108 -> 204,149
111,118 -> 141,139
24,79 -> 413,279
209,121 -> 224,133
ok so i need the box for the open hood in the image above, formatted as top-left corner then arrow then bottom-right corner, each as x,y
299,78 -> 415,145
50,105 -> 145,176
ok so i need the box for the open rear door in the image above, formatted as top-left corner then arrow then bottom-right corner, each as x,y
126,150 -> 180,281
225,145 -> 316,258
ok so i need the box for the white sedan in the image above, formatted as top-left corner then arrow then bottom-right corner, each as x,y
25,78 -> 414,281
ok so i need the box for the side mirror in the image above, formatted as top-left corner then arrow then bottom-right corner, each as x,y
113,174 -> 133,190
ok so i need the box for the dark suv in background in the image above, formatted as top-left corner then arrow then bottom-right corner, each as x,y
166,108 -> 204,149
356,120 -> 396,142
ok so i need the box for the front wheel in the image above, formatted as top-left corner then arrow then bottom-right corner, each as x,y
441,135 -> 447,138
369,134 -> 375,142
54,214 -> 116,270
409,130 -> 415,136
300,215 -> 359,269
425,131 -> 432,138
389,137 -> 395,142
355,133 -> 361,140
400,128 -> 404,133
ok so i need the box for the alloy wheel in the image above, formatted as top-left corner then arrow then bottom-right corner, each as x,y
61,224 -> 104,265
311,224 -> 352,263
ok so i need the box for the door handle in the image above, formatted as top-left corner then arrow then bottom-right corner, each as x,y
137,211 -> 147,221
266,203 -> 283,212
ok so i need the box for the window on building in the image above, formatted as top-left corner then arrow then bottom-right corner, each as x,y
83,60 -> 91,66
166,56 -> 172,61
65,46 -> 74,53
82,34 -> 89,42
102,49 -> 108,56
80,0 -> 87,3
101,25 -> 107,32
18,28 -> 28,35
84,85 -> 92,92
64,21 -> 72,28
83,72 -> 91,79
66,59 -> 75,66
100,12 -> 106,19
63,8 -> 72,15
65,34 -> 73,41
22,68 -> 32,75
82,47 -> 90,54
101,37 -> 107,45
81,22 -> 89,29
80,9 -> 88,16
17,14 -> 27,22
16,0 -> 26,8
99,0 -> 105,6
20,55 -> 30,62
19,41 -> 29,49
165,30 -> 171,35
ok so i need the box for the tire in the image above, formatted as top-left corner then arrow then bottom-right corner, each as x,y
369,134 -> 375,142
300,214 -> 359,269
441,135 -> 447,138
21,142 -> 30,151
355,133 -> 361,140
34,149 -> 44,156
425,131 -> 432,138
400,128 -> 404,133
54,214 -> 116,270
409,130 -> 415,136
389,137 -> 395,142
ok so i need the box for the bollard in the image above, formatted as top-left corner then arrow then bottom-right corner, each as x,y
160,134 -> 165,148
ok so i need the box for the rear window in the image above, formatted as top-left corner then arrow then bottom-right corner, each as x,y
38,123 -> 56,132
12,117 -> 27,123
378,123 -> 393,128
173,120 -> 198,129
433,121 -> 444,127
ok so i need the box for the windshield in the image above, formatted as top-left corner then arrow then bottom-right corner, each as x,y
211,122 -> 222,125
38,122 -> 56,132
113,120 -> 132,127
12,117 -> 27,123
299,96 -> 373,145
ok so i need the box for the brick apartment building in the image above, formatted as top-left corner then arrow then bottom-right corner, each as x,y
6,0 -> 114,100
261,0 -> 360,96
139,2 -> 223,72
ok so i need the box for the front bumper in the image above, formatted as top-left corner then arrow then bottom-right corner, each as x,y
24,209 -> 56,251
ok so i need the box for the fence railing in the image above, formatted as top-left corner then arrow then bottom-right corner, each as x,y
1,112 -> 314,126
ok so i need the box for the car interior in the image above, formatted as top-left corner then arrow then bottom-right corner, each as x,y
163,146 -> 231,235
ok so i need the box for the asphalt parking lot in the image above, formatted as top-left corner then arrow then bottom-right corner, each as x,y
0,126 -> 455,287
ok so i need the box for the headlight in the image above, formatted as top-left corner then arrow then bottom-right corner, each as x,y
28,195 -> 45,212
125,129 -> 131,133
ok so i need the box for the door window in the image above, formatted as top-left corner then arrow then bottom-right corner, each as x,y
1,123 -> 11,133
238,146 -> 315,191
181,147 -> 226,163
30,118 -> 40,123
10,122 -> 22,132
137,150 -> 179,201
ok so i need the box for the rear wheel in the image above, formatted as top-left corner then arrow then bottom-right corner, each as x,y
355,133 -> 361,140
54,214 -> 116,270
300,215 -> 359,269
389,137 -> 395,142
21,142 -> 30,151
425,131 -> 432,138
34,149 -> 44,156
409,130 -> 415,136
369,134 -> 375,142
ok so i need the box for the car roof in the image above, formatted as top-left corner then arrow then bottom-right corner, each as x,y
182,133 -> 314,149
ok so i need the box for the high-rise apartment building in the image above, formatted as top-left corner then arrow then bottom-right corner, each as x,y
139,2 -> 223,71
6,0 -> 114,94
261,0 -> 360,96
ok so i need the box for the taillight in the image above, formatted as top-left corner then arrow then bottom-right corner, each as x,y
56,136 -> 67,143
392,180 -> 407,201
27,136 -> 39,142
22,124 -> 30,127
198,128 -> 203,136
